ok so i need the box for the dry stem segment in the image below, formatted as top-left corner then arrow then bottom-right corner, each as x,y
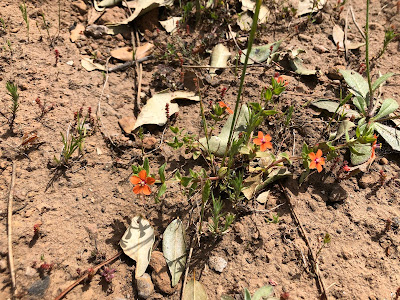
7,161 -> 17,296
54,251 -> 122,300
280,183 -> 329,300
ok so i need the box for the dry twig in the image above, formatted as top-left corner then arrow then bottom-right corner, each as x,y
7,161 -> 17,296
54,251 -> 122,300
280,182 -> 329,300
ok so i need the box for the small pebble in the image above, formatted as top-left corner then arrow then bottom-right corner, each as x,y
208,256 -> 227,273
379,157 -> 388,165
136,273 -> 154,299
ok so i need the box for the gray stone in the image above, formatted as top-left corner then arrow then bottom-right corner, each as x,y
136,273 -> 154,299
208,256 -> 227,273
28,276 -> 50,296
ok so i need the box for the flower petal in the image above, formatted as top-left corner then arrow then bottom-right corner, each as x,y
265,141 -> 273,149
218,101 -> 227,108
258,131 -> 264,139
316,149 -> 323,158
253,138 -> 262,145
130,176 -> 140,185
317,163 -> 323,173
226,106 -> 233,114
138,170 -> 147,181
133,185 -> 142,194
142,185 -> 151,195
264,134 -> 272,142
309,161 -> 316,169
319,157 -> 325,165
146,177 -> 155,185
309,152 -> 316,160
260,143 -> 267,152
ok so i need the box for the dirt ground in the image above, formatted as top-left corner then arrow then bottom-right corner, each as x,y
1,0 -> 400,299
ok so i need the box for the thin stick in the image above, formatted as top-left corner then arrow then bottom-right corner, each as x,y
344,8 -> 349,60
181,242 -> 194,298
7,161 -> 16,295
350,6 -> 366,40
280,183 -> 329,300
54,251 -> 122,300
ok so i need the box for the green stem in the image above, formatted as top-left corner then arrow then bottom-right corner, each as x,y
365,0 -> 374,117
221,0 -> 261,167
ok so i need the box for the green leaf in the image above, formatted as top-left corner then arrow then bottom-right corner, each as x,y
157,182 -> 167,201
199,105 -> 250,156
244,289 -> 252,300
181,177 -> 192,187
339,69 -> 369,99
162,219 -> 187,287
352,96 -> 367,114
350,142 -> 372,165
252,285 -> 274,300
143,157 -> 150,175
372,98 -> 399,120
158,163 -> 166,183
202,180 -> 211,204
372,72 -> 394,91
311,100 -> 361,118
170,126 -> 179,134
221,296 -> 235,300
335,120 -> 355,141
289,57 -> 317,75
182,279 -> 208,300
119,216 -> 154,278
240,41 -> 282,65
375,122 -> 400,151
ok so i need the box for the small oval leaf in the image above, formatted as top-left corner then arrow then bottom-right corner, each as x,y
373,98 -> 399,120
163,219 -> 187,287
182,279 -> 208,300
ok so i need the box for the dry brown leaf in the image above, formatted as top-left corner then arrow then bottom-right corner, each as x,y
135,43 -> 154,60
111,47 -> 134,61
70,23 -> 85,42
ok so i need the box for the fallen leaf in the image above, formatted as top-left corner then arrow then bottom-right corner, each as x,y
332,25 -> 364,51
106,24 -> 132,36
118,116 -> 136,134
119,216 -> 155,278
117,0 -> 174,24
111,43 -> 153,61
237,11 -> 253,31
88,7 -> 103,25
160,17 -> 182,33
238,0 -> 269,29
297,0 -> 326,16
209,44 -> 231,77
70,23 -> 85,42
240,41 -> 281,65
81,57 -> 106,71
135,43 -> 154,60
182,279 -> 208,300
111,47 -> 134,61
133,91 -> 200,131
199,105 -> 250,156
290,57 -> 316,75
256,190 -> 270,204
94,0 -> 122,11
162,219 -> 187,287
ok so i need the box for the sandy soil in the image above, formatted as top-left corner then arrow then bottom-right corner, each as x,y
1,0 -> 400,299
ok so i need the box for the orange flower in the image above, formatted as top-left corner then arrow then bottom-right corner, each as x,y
218,101 -> 233,114
253,131 -> 273,152
309,149 -> 325,173
276,76 -> 288,86
130,170 -> 155,195
371,134 -> 380,158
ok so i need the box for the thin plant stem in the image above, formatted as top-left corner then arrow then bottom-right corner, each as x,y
221,0 -> 261,167
365,0 -> 374,117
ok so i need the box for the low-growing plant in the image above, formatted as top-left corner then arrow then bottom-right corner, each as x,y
0,81 -> 19,132
19,1 -> 29,41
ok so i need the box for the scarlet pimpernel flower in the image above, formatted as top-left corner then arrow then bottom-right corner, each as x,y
218,101 -> 233,114
276,76 -> 288,86
253,131 -> 273,152
130,170 -> 155,195
309,149 -> 325,173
